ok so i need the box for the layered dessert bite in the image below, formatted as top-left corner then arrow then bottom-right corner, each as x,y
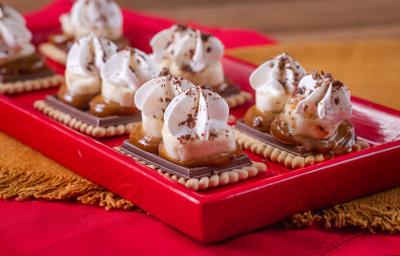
236,65 -> 368,169
270,72 -> 362,155
0,4 -> 63,94
35,36 -> 157,138
244,53 -> 306,131
160,86 -> 241,167
39,0 -> 128,65
129,74 -> 195,153
90,48 -> 157,117
58,34 -> 117,110
119,85 -> 266,191
150,24 -> 252,108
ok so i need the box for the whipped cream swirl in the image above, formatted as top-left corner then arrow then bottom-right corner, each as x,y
250,53 -> 307,113
61,0 -> 123,40
150,24 -> 225,88
134,75 -> 195,138
0,4 -> 35,64
65,34 -> 117,95
162,86 -> 236,161
101,48 -> 157,107
283,71 -> 352,139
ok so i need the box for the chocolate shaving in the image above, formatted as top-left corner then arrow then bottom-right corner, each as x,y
200,33 -> 212,42
334,97 -> 340,105
174,24 -> 188,32
159,68 -> 170,76
332,80 -> 344,89
178,113 -> 196,128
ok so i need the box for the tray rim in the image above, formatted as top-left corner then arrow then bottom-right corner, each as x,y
1,56 -> 400,242
2,67 -> 399,203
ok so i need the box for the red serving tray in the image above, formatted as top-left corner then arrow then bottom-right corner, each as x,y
1,55 -> 400,242
1,0 -> 400,243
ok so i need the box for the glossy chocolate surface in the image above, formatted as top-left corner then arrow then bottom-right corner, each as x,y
45,95 -> 140,127
269,118 -> 357,155
235,120 -> 310,156
0,53 -> 54,83
120,140 -> 252,179
217,83 -> 241,98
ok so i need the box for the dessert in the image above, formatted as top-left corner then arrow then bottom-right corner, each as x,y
0,4 -> 63,94
119,85 -> 266,191
35,38 -> 157,138
90,48 -> 158,117
59,34 -> 117,110
129,74 -> 196,153
39,0 -> 128,65
236,68 -> 368,169
150,24 -> 252,108
244,53 -> 307,132
160,86 -> 241,166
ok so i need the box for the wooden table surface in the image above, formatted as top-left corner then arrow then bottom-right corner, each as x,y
4,0 -> 400,42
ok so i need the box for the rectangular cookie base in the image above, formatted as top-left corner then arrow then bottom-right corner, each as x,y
34,96 -> 140,138
118,140 -> 266,190
235,120 -> 369,169
0,74 -> 63,95
45,95 -> 140,127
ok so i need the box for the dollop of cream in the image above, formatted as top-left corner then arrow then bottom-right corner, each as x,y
60,0 -> 123,40
134,75 -> 196,138
283,72 -> 352,139
250,53 -> 307,113
150,24 -> 225,89
0,4 -> 35,64
162,86 -> 236,161
101,48 -> 157,107
65,34 -> 117,95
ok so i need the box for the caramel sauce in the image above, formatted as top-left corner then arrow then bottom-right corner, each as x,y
89,95 -> 137,117
243,105 -> 277,132
57,84 -> 97,110
158,142 -> 242,168
128,123 -> 162,154
49,33 -> 130,52
49,34 -> 75,52
0,53 -> 54,83
216,83 -> 241,97
269,118 -> 357,155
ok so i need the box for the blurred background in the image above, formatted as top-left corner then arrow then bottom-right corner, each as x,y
3,0 -> 400,108
4,0 -> 400,42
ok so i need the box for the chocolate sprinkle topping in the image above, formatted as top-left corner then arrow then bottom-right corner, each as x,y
334,97 -> 340,105
178,113 -> 196,129
332,80 -> 344,89
174,24 -> 188,32
200,33 -> 212,42
159,67 -> 170,76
